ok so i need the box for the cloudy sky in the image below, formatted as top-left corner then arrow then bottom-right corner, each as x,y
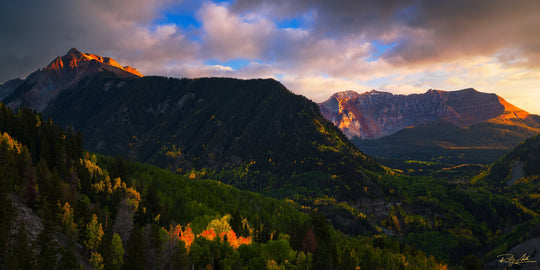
2,0 -> 540,113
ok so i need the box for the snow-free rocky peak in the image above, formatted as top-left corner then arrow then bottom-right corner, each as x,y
3,48 -> 142,112
319,88 -> 533,139
46,48 -> 142,77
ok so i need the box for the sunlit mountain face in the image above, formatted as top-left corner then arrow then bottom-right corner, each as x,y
3,48 -> 141,112
319,88 -> 538,140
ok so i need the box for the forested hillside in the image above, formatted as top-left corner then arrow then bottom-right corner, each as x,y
43,75 -> 384,201
352,119 -> 540,165
0,102 -> 448,269
473,132 -> 540,226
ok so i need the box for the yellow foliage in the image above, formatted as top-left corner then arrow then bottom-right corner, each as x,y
206,214 -> 232,235
93,181 -> 105,193
90,251 -> 104,270
81,158 -> 103,179
86,214 -> 104,251
126,187 -> 141,210
0,132 -> 23,154
60,202 -> 77,235
112,177 -> 123,191
267,259 -> 285,270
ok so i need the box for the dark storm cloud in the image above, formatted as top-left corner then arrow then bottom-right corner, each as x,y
231,0 -> 540,67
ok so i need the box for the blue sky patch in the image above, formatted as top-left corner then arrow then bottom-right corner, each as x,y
367,40 -> 398,62
205,58 -> 252,70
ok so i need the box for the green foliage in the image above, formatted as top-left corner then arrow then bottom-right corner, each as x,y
124,226 -> 146,270
462,254 -> 482,270
376,173 -> 532,262
474,132 -> 540,229
170,240 -> 189,269
378,157 -> 484,180
43,76 -> 384,202
353,120 -> 540,165
58,246 -> 79,270
36,228 -> 59,270
5,226 -> 35,269
110,233 -> 124,270
0,100 -> 477,269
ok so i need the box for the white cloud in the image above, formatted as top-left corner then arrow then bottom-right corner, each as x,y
281,75 -> 369,102
198,2 -> 276,60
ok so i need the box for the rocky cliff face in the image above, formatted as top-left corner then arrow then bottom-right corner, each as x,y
2,48 -> 141,112
319,88 -> 529,139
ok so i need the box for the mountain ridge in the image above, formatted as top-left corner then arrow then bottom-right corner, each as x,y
319,88 -> 534,139
42,75 -> 384,201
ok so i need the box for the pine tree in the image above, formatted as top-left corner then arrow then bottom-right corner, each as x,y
124,226 -> 146,270
5,226 -> 35,269
36,228 -> 59,270
58,246 -> 80,270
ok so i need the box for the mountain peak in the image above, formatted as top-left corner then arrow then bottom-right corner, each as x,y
67,48 -> 84,58
45,48 -> 142,77
332,90 -> 360,100
5,49 -> 143,112
67,47 -> 81,54
363,90 -> 392,96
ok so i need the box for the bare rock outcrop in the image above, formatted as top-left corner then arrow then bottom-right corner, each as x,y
8,194 -> 44,243
319,88 -> 530,139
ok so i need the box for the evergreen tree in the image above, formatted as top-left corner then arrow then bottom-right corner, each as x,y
170,240 -> 189,270
5,226 -> 35,270
124,226 -> 146,270
58,246 -> 80,270
35,228 -> 59,270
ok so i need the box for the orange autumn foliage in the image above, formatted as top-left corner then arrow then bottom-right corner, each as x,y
199,228 -> 217,241
167,224 -> 195,250
219,230 -> 252,250
179,226 -> 195,248
167,225 -> 251,252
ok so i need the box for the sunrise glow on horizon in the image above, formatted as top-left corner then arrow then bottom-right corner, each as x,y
2,0 -> 540,113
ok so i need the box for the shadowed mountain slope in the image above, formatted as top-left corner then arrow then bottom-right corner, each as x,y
42,74 -> 384,200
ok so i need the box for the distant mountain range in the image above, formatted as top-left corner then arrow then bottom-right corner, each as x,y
319,88 -> 536,139
319,89 -> 540,164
